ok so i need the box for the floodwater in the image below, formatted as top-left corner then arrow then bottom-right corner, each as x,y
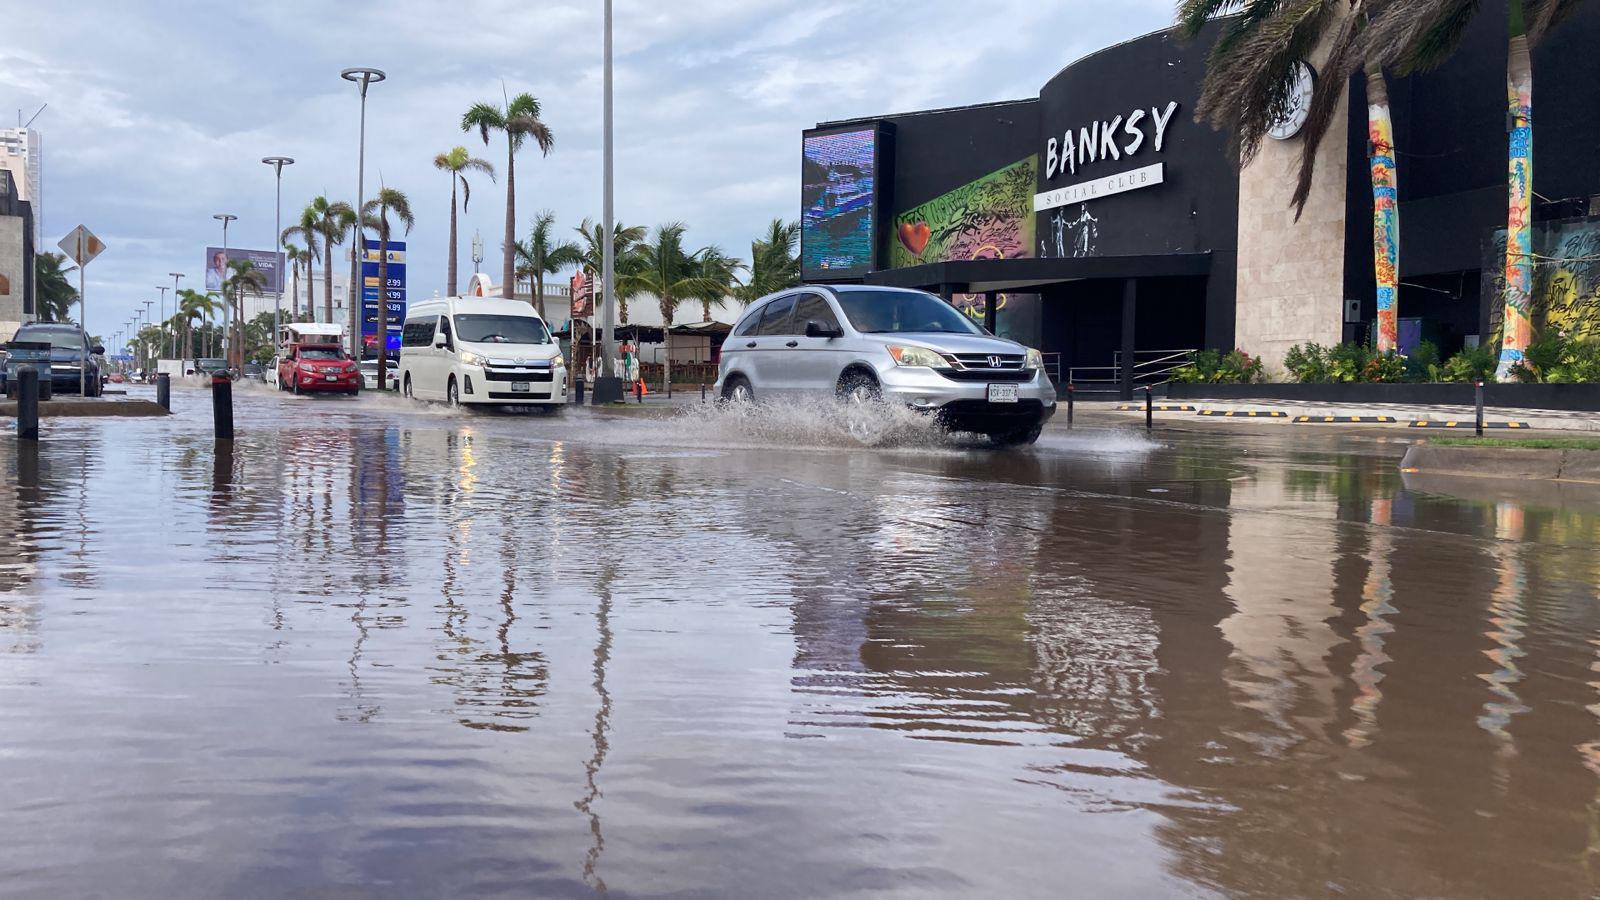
2,386 -> 1599,898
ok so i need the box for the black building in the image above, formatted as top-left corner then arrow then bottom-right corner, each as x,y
800,5 -> 1600,384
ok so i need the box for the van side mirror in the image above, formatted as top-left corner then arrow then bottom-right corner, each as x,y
434,335 -> 447,349
805,320 -> 842,339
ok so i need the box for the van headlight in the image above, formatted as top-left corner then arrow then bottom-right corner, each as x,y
459,351 -> 490,368
551,356 -> 565,368
887,345 -> 945,368
1024,348 -> 1044,370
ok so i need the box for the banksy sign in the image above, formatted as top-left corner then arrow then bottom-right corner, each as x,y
1034,162 -> 1165,213
1045,101 -> 1179,180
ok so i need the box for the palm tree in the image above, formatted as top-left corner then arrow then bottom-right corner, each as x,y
689,246 -> 744,322
34,251 -> 78,323
514,211 -> 582,318
361,187 -> 415,358
736,218 -> 800,304
462,92 -> 555,299
178,288 -> 220,360
281,242 -> 303,323
303,196 -> 356,325
621,223 -> 724,396
575,217 -> 648,324
434,146 -> 495,297
282,205 -> 322,321
289,245 -> 315,321
223,258 -> 269,368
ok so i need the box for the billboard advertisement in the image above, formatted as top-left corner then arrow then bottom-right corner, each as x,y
570,269 -> 593,318
203,247 -> 284,293
361,239 -> 406,357
801,127 -> 879,278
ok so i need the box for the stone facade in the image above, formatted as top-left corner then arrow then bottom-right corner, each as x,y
1234,77 -> 1350,374
0,215 -> 26,326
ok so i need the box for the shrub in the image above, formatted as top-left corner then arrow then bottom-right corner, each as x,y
1284,341 -> 1409,383
1170,348 -> 1265,384
1441,344 -> 1498,383
1284,343 -> 1332,383
1547,338 -> 1600,383
1404,340 -> 1439,383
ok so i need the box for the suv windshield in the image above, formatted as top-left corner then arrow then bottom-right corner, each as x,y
299,348 -> 343,360
17,328 -> 83,351
833,290 -> 984,335
453,314 -> 550,344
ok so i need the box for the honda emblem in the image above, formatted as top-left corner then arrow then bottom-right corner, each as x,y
987,355 -> 1002,368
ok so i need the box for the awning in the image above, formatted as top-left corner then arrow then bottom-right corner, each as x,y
669,320 -> 732,337
862,253 -> 1213,293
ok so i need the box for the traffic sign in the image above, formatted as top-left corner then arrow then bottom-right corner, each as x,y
58,225 -> 106,267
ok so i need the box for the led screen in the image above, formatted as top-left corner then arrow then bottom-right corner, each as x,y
801,128 -> 877,277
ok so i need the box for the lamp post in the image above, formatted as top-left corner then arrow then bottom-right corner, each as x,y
213,213 -> 237,367
155,284 -> 169,361
169,272 -> 185,362
341,66 -> 385,365
593,0 -> 622,404
262,157 -> 294,363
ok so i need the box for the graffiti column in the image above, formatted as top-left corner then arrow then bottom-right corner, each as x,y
1496,19 -> 1535,380
1367,68 -> 1399,353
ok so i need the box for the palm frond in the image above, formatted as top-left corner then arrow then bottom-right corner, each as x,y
1290,9 -> 1369,216
1367,0 -> 1477,74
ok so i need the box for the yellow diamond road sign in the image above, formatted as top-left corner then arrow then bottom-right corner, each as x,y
58,224 -> 106,267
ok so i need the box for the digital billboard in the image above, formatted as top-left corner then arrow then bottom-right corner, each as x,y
203,247 -> 284,293
361,239 -> 406,357
801,127 -> 878,278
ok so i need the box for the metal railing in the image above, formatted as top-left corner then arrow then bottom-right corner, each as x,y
1067,348 -> 1196,392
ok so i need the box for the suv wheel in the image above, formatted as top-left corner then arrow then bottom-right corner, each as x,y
722,376 -> 753,403
991,425 -> 1042,448
838,370 -> 881,406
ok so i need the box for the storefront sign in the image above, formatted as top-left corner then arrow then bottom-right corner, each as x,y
1033,162 -> 1165,212
1044,101 -> 1179,180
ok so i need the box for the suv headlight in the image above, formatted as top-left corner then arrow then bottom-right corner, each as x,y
887,345 -> 946,368
1025,348 -> 1044,370
459,351 -> 490,368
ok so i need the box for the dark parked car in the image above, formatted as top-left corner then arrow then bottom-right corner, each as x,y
2,323 -> 104,397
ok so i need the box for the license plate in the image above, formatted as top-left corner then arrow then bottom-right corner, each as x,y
324,374 -> 337,381
511,382 -> 531,393
987,384 -> 1019,403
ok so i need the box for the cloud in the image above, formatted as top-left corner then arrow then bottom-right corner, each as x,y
3,0 -> 1175,341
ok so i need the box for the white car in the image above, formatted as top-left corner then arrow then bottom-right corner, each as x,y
398,296 -> 567,408
264,355 -> 280,389
360,359 -> 398,391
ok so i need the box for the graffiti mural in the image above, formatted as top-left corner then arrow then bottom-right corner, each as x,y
1482,219 -> 1600,345
1496,35 -> 1535,379
889,157 -> 1037,268
1368,84 -> 1400,353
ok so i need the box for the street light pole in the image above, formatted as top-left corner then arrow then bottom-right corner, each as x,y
213,213 -> 237,367
155,285 -> 169,361
341,67 -> 386,366
597,0 -> 619,402
169,272 -> 184,362
262,157 -> 295,362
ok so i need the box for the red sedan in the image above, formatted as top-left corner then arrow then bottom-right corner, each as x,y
278,343 -> 361,396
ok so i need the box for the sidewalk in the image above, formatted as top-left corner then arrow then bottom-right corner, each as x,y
1091,397 -> 1600,432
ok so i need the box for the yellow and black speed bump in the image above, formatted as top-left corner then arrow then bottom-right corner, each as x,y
1293,415 -> 1398,424
1115,404 -> 1196,412
1408,420 -> 1528,429
1197,409 -> 1288,418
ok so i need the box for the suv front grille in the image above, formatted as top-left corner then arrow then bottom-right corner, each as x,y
949,353 -> 1025,370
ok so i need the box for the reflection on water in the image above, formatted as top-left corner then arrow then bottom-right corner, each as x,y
2,390 -> 1600,897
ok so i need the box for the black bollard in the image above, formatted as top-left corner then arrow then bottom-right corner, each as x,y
1144,385 -> 1153,430
701,382 -> 707,403
1475,380 -> 1485,437
636,380 -> 643,404
574,377 -> 586,406
16,367 -> 39,441
156,372 -> 171,411
212,375 -> 234,441
1066,383 -> 1075,428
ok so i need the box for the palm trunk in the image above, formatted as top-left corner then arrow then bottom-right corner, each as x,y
535,271 -> 546,318
324,243 -> 335,325
1367,66 -> 1400,354
377,230 -> 390,361
660,296 -> 673,395
447,177 -> 459,297
1496,12 -> 1535,381
503,141 -> 516,299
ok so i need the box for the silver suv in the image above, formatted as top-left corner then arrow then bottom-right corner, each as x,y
716,285 -> 1056,445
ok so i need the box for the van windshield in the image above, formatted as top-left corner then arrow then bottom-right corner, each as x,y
833,290 -> 985,335
453,314 -> 550,344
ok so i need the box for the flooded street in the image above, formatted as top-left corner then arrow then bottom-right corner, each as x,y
3,386 -> 1600,898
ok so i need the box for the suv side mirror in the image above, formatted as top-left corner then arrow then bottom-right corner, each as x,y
92,345 -> 106,356
805,320 -> 842,339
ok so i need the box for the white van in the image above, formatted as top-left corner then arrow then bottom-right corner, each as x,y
398,296 -> 566,408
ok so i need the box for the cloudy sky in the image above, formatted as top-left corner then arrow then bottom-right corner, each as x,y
5,0 -> 1174,343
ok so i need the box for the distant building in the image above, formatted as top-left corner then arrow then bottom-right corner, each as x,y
0,169 -> 37,331
0,128 -> 41,245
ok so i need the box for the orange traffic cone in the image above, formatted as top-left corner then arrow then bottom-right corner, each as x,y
638,378 -> 650,396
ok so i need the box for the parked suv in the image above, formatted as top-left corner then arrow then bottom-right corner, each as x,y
2,323 -> 104,396
715,285 -> 1055,445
